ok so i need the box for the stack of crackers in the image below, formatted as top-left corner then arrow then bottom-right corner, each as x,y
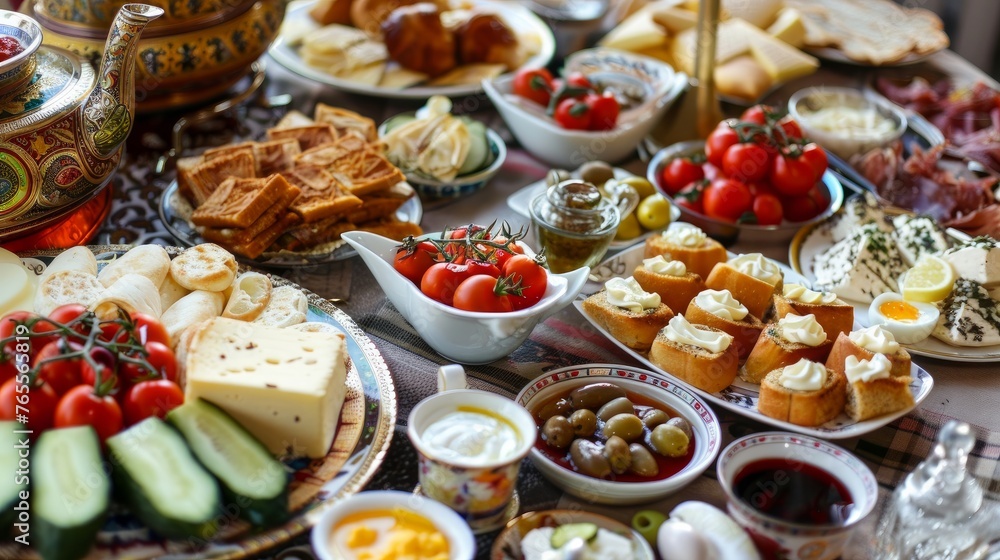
177,104 -> 422,259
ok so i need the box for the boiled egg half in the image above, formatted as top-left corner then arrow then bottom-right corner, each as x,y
868,292 -> 939,344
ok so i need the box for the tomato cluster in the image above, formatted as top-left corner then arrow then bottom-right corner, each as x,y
392,223 -> 550,313
513,68 -> 620,131
0,306 -> 183,442
658,105 -> 831,225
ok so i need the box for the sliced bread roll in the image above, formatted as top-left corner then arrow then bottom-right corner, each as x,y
160,290 -> 226,348
758,362 -> 846,427
742,324 -> 833,384
223,272 -> 273,322
35,270 -> 105,316
705,262 -> 777,320
846,375 -> 914,421
169,243 -> 237,292
643,234 -> 727,279
649,322 -> 738,393
632,265 -> 705,315
825,331 -> 911,379
40,246 -> 97,282
159,273 -> 191,312
773,291 -> 854,342
580,289 -> 675,351
684,296 -> 764,361
97,245 -> 170,289
91,274 -> 162,320
252,285 -> 308,328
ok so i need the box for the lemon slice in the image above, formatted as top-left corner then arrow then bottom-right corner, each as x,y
902,255 -> 956,302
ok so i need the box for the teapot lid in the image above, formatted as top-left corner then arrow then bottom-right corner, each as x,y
0,46 -> 94,127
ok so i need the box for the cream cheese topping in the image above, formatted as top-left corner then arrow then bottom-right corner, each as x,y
664,314 -> 732,353
778,358 -> 828,391
844,353 -> 892,384
643,255 -> 687,276
661,225 -> 708,248
778,313 -> 827,346
694,289 -> 749,321
729,253 -> 783,286
782,283 -> 838,305
849,325 -> 900,354
605,277 -> 660,313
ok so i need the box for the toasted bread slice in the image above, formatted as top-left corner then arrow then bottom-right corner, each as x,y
742,324 -> 834,384
581,289 -> 675,351
648,323 -> 739,393
314,104 -> 378,141
187,151 -> 257,205
267,124 -> 338,151
845,374 -> 914,421
705,262 -> 779,320
203,141 -> 256,168
232,212 -> 303,259
170,243 -> 238,292
773,293 -> 855,342
36,270 -> 105,316
278,218 -> 358,251
825,331 -> 911,379
252,285 -> 308,327
254,139 -> 301,176
632,265 -> 706,316
176,155 -> 205,201
326,149 -> 404,196
295,131 -> 371,168
758,362 -> 847,427
286,166 -> 364,222
643,234 -> 728,279
346,194 -> 407,224
685,297 -> 764,361
191,177 -> 276,228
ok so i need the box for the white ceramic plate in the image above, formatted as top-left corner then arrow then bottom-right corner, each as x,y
268,0 -> 555,99
806,46 -> 936,67
789,216 -> 1000,362
577,240 -> 934,439
506,168 -> 681,250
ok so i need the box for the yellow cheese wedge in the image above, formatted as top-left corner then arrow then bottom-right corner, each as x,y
635,43 -> 677,64
670,18 -> 754,74
681,0 -> 782,28
767,8 -> 807,48
379,66 -> 429,89
749,33 -> 819,82
599,5 -> 670,52
0,263 -> 35,315
0,248 -> 20,265
339,62 -> 385,87
651,6 -> 697,34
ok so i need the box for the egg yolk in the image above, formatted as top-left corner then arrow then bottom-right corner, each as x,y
879,300 -> 921,322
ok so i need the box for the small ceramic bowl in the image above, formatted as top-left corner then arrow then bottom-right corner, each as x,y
491,509 -> 656,560
377,117 -> 507,199
717,432 -> 878,560
341,231 -> 590,364
515,364 -> 722,505
483,48 -> 683,168
788,86 -> 907,160
311,490 -> 476,560
647,140 -> 845,245
0,11 -> 42,94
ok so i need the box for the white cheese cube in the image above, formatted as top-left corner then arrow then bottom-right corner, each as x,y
932,278 -> 1000,346
943,237 -> 1000,288
185,317 -> 347,458
814,224 -> 905,303
891,214 -> 950,266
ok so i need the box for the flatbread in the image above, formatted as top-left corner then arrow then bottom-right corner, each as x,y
35,270 -> 104,316
40,246 -> 98,283
91,274 -> 163,320
160,290 -> 226,349
97,245 -> 171,289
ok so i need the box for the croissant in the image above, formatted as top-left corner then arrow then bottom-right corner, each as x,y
381,3 -> 457,77
454,12 -> 521,69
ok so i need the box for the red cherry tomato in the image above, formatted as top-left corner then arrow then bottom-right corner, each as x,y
421,261 -> 499,306
123,379 -> 184,426
129,313 -> 171,347
120,341 -> 178,385
394,240 -> 441,285
705,125 -> 740,168
800,143 -> 828,182
585,93 -> 620,131
752,194 -> 784,226
54,385 -> 123,442
721,143 -> 770,183
553,98 -> 591,130
34,339 -> 84,395
48,304 -> 91,336
452,275 -> 514,313
502,254 -> 548,310
80,346 -> 118,391
702,178 -> 753,222
565,72 -> 593,90
674,180 -> 707,214
0,377 -> 59,436
484,237 -> 525,270
784,195 -> 823,222
770,152 -> 817,197
659,157 -> 705,196
739,105 -> 775,125
512,67 -> 553,106
776,116 -> 803,141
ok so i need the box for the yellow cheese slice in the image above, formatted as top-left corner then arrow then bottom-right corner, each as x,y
0,248 -> 20,265
748,33 -> 819,82
650,6 -> 697,34
670,18 -> 754,74
599,5 -> 670,52
767,8 -> 807,48
0,264 -> 35,315
339,62 -> 385,87
680,0 -> 782,28
379,66 -> 429,89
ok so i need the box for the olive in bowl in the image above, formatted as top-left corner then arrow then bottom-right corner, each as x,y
516,364 -> 721,505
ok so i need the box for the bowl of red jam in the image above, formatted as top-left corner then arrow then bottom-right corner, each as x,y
717,432 -> 878,560
0,11 -> 42,93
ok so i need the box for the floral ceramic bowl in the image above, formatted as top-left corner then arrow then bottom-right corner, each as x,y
341,231 -> 589,364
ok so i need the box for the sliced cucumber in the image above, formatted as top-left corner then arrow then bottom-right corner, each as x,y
1,422 -> 28,535
458,120 -> 490,176
551,522 -> 599,548
34,426 -> 109,560
382,114 -> 416,134
168,399 -> 289,526
108,417 -> 221,540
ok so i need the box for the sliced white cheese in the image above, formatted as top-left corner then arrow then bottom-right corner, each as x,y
651,6 -> 698,34
748,31 -> 818,82
0,263 -> 35,315
814,224 -> 906,303
670,18 -> 754,74
599,4 -> 670,53
891,214 -> 950,266
185,317 -> 348,459
932,279 -> 1000,346
822,193 -> 892,243
943,237 -> 1000,287
767,7 -> 807,48
0,248 -> 21,265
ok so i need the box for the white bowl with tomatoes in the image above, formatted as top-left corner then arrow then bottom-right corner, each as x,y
483,48 -> 683,169
342,225 -> 590,365
647,107 -> 844,245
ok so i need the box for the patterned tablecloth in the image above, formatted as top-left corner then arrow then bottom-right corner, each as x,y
69,51 -> 1000,558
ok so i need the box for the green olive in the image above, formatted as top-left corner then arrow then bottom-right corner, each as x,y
570,439 -> 611,479
536,397 -> 571,421
541,415 -> 574,449
602,413 -> 644,442
629,444 -> 659,477
578,161 -> 615,186
632,510 -> 668,547
666,416 -> 693,440
569,409 -> 598,437
649,424 -> 690,457
641,408 -> 670,429
603,435 -> 632,475
570,383 -> 626,411
597,397 -> 634,422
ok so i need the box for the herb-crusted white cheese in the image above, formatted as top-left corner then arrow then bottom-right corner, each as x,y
943,236 -> 1000,288
813,223 -> 906,303
891,214 -> 950,266
932,278 -> 1000,346
822,192 -> 892,243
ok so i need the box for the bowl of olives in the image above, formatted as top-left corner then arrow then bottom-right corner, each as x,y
515,364 -> 722,505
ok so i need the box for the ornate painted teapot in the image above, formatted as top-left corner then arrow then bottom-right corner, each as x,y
0,4 -> 162,241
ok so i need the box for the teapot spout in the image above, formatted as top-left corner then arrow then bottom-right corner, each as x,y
81,4 -> 164,159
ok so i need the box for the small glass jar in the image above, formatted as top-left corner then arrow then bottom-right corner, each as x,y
530,179 -> 634,273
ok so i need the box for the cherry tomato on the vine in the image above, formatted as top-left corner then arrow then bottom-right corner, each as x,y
705,125 -> 740,168
800,143 -> 828,182
784,195 -> 823,222
585,93 -> 620,131
80,346 -> 118,392
48,304 -> 91,336
34,339 -> 84,395
660,157 -> 705,195
752,194 -> 784,226
674,180 -> 707,214
702,178 -> 753,222
394,240 -> 441,285
722,143 -> 770,183
553,97 -> 591,130
739,105 -> 775,125
565,72 -> 593,89
502,254 -> 548,310
452,275 -> 514,313
123,379 -> 184,426
129,313 -> 171,347
512,67 -> 553,106
421,261 -> 499,306
54,385 -> 123,443
0,377 -> 58,436
770,151 -> 816,197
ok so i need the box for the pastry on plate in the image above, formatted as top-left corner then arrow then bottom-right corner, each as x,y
381,3 -> 457,77
773,283 -> 854,342
581,277 -> 675,351
649,314 -> 738,393
742,313 -> 832,384
757,358 -> 846,427
632,255 -> 706,314
842,353 -> 914,421
684,288 -> 764,360
826,326 -> 911,379
705,253 -> 783,319
643,224 -> 727,279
